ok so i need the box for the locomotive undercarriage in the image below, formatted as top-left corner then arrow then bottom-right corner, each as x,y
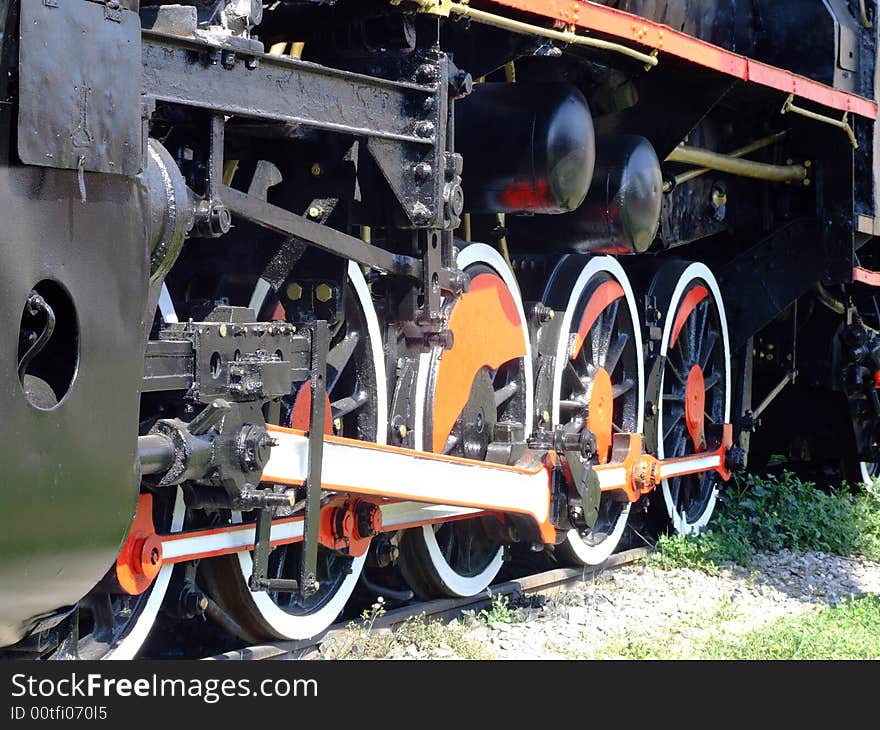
3,0 -> 880,657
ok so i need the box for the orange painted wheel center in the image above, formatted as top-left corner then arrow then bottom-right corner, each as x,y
685,364 -> 707,452
588,367 -> 614,464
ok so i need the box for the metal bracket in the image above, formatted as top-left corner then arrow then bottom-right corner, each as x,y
192,115 -> 232,238
300,320 -> 329,599
745,369 -> 798,428
781,93 -> 858,149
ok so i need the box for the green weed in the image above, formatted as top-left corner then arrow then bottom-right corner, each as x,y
700,595 -> 880,659
647,472 -> 880,571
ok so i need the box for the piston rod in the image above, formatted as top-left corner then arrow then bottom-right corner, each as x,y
137,434 -> 177,476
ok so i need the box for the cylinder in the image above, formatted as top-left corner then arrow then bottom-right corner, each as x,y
455,83 -> 596,214
145,139 -> 193,282
511,134 -> 663,254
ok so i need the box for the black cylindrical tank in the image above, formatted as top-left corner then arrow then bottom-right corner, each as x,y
455,83 -> 595,215
510,134 -> 662,254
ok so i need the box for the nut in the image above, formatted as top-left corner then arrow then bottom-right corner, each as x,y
286,282 -> 303,301
315,283 -> 333,303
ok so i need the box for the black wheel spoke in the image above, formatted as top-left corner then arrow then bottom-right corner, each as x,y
612,378 -> 635,399
563,361 -> 588,393
560,398 -> 587,411
664,415 -> 686,443
604,332 -> 628,374
667,360 -> 687,386
700,330 -> 718,370
331,390 -> 368,419
494,379 -> 519,408
703,371 -> 722,391
325,331 -> 360,393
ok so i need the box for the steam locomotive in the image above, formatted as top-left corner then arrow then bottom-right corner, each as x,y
1,0 -> 879,658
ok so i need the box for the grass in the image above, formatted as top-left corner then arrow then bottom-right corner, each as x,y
588,595 -> 880,660
328,599 -> 494,659
701,594 -> 880,659
474,591 -> 530,626
646,472 -> 880,572
392,613 -> 494,659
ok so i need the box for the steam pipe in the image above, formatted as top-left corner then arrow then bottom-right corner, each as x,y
666,143 -> 806,183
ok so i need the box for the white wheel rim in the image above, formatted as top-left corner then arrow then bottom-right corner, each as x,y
411,243 -> 531,596
233,261 -> 386,639
105,283 -> 183,659
656,263 -> 731,535
104,497 -> 184,660
544,255 -> 644,564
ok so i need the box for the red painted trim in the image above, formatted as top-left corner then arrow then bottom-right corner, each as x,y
853,266 -> 880,287
159,509 -> 489,565
431,272 -> 526,453
684,364 -> 706,452
670,285 -> 708,348
480,0 -> 877,119
572,279 -> 625,361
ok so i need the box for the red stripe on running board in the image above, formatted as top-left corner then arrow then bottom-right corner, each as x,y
480,0 -> 878,120
853,266 -> 880,287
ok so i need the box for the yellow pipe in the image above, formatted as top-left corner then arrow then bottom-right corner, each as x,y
445,3 -> 659,69
496,213 -> 513,271
665,144 -> 807,184
664,132 -> 789,191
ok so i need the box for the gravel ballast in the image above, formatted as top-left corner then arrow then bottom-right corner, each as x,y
320,550 -> 880,660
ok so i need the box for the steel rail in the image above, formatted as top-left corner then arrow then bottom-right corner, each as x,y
204,546 -> 649,660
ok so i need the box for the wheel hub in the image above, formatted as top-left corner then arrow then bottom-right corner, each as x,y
457,369 -> 497,460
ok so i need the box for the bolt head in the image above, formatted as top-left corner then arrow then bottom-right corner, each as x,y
315,283 -> 333,303
286,282 -> 303,301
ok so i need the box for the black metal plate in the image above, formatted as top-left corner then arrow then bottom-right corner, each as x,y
18,0 -> 142,175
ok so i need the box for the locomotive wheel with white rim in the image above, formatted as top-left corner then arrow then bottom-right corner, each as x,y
200,261 -> 387,640
648,262 -> 731,536
860,461 -> 880,485
537,255 -> 644,565
398,243 -> 534,599
64,285 -> 185,660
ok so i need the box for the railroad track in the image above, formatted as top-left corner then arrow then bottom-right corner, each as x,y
205,547 -> 649,660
